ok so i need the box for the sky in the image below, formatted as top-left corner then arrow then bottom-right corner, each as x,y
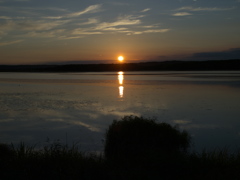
0,0 -> 240,65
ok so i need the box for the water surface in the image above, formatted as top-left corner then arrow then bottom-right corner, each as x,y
0,71 -> 240,152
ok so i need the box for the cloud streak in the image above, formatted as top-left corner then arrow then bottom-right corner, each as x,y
177,6 -> 235,12
96,16 -> 142,31
15,20 -> 71,31
141,8 -> 151,13
0,39 -> 23,46
43,4 -> 102,20
190,48 -> 240,60
172,12 -> 192,16
129,28 -> 170,35
65,4 -> 102,18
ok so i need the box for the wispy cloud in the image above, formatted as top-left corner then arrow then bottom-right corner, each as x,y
142,29 -> 170,33
77,18 -> 99,25
0,20 -> 15,31
96,15 -> 142,31
177,6 -> 235,12
0,39 -> 23,46
172,12 -> 192,16
58,35 -> 84,40
0,18 -> 70,40
129,28 -> 170,35
141,24 -> 160,29
26,29 -> 65,38
0,16 -> 11,19
141,8 -> 151,13
65,4 -> 102,18
43,16 -> 63,20
72,28 -> 102,35
96,19 -> 141,30
0,30 -> 7,38
42,5 -> 102,20
14,19 -> 71,31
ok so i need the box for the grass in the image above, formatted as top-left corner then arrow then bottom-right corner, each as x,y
1,116 -> 240,180
0,142 -> 106,180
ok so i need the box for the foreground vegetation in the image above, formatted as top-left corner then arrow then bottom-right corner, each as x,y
1,116 -> 240,180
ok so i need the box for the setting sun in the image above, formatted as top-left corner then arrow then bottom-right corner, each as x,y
118,56 -> 124,62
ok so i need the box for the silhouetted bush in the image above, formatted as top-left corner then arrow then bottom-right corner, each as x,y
0,143 -> 14,160
104,116 -> 191,161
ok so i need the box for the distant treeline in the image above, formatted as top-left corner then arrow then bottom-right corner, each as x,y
0,59 -> 240,72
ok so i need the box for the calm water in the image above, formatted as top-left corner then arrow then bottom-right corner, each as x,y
0,71 -> 240,152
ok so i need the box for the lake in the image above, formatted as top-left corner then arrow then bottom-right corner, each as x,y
0,71 -> 240,152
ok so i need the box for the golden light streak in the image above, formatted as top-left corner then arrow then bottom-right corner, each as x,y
118,71 -> 124,98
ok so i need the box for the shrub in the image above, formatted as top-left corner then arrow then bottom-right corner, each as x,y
0,143 -> 15,160
104,115 -> 191,161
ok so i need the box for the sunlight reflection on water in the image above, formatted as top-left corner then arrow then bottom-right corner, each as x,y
118,71 -> 124,99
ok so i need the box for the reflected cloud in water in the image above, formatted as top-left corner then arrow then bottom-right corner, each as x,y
118,71 -> 124,99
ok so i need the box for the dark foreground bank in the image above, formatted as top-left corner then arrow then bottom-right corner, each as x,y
1,116 -> 240,180
0,59 -> 240,72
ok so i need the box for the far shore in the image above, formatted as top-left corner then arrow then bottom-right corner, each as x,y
0,59 -> 240,72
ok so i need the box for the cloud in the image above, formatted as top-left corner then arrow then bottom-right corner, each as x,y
96,19 -> 141,30
96,15 -> 142,31
98,27 -> 128,31
0,30 -> 6,35
58,35 -> 84,40
177,6 -> 235,12
77,18 -> 99,25
15,19 -> 70,31
0,3 -> 170,40
26,29 -> 65,38
72,28 -> 102,35
190,48 -> 240,60
43,16 -> 63,20
0,39 -> 23,46
0,30 -> 7,38
0,19 -> 70,39
141,25 -> 160,28
0,16 -> 12,19
141,8 -> 151,13
68,14 -> 169,37
41,4 -> 101,20
0,20 -> 15,31
172,12 -> 192,16
128,28 -> 170,35
143,29 -> 170,33
65,4 -> 102,18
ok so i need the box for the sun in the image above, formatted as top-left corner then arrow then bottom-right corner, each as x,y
118,56 -> 124,62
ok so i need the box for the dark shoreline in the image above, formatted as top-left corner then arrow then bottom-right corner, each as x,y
0,59 -> 240,72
